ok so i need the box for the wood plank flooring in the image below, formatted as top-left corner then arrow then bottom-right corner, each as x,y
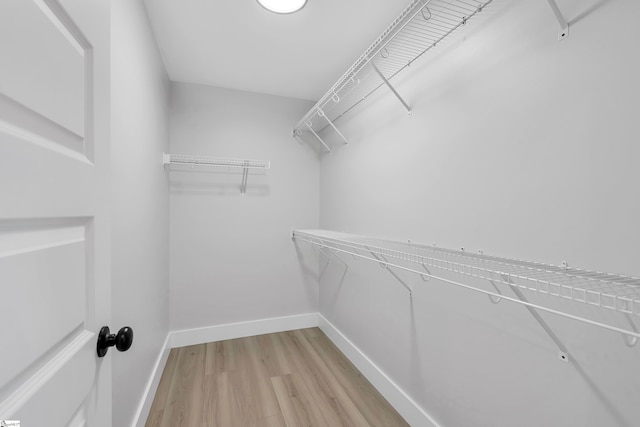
145,328 -> 409,427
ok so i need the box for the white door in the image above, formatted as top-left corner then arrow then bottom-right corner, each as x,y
0,0 -> 111,425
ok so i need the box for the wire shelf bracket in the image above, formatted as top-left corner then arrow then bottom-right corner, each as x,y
306,121 -> 333,153
162,153 -> 270,195
365,246 -> 414,296
292,229 -> 640,349
372,63 -> 411,115
318,109 -> 349,145
546,0 -> 569,40
487,274 -> 568,360
292,0 -> 494,152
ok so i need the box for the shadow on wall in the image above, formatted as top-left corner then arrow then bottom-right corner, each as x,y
316,247 -> 350,308
292,239 -> 322,308
168,169 -> 271,196
569,0 -> 613,25
293,240 -> 320,282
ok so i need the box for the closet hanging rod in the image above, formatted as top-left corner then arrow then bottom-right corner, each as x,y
292,229 -> 640,341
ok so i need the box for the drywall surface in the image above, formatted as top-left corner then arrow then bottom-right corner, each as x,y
318,0 -> 640,426
169,82 -> 319,331
111,1 -> 170,425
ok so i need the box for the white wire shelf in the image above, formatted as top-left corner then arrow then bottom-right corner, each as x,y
293,229 -> 640,343
163,153 -> 270,170
292,0 -> 493,150
292,0 -> 570,152
163,153 -> 270,195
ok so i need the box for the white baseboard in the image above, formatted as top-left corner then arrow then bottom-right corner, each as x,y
169,313 -> 319,349
132,334 -> 171,427
133,313 -> 438,427
132,313 -> 318,426
318,314 -> 441,427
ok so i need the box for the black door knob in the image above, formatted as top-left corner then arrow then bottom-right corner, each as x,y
97,326 -> 134,357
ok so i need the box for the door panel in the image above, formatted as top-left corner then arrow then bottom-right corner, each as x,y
0,0 -> 110,425
0,94 -> 86,162
0,223 -> 86,388
11,331 -> 95,427
0,0 -> 85,137
0,121 -> 94,219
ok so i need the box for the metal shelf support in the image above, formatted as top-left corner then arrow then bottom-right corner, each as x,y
366,248 -> 414,296
305,121 -> 332,153
623,314 -> 639,347
546,0 -> 569,40
240,162 -> 249,195
513,285 -> 571,362
490,276 -> 570,362
318,109 -> 349,145
372,64 -> 411,115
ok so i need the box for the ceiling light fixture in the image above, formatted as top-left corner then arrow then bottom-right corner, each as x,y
257,0 -> 307,14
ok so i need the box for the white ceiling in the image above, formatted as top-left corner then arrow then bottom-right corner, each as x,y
143,0 -> 409,101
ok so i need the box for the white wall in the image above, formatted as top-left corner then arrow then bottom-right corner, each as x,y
318,0 -> 640,426
169,83 -> 319,331
111,1 -> 170,426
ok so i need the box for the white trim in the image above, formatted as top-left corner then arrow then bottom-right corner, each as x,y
169,313 -> 319,349
132,334 -> 171,427
318,314 -> 441,427
0,330 -> 93,418
132,314 -> 318,426
132,313 -> 438,427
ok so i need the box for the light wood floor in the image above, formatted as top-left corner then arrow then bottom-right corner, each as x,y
145,327 -> 409,426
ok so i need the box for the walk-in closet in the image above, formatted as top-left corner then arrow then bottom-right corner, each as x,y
1,0 -> 638,426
